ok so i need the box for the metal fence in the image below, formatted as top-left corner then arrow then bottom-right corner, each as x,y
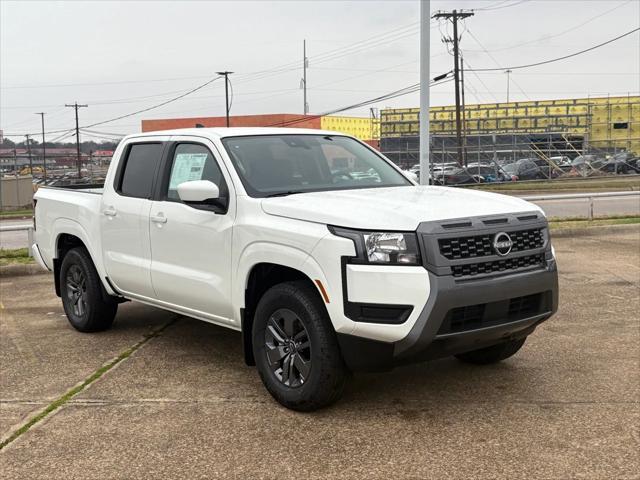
1,191 -> 637,254
381,132 -> 639,170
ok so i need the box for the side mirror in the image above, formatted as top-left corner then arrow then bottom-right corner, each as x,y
177,180 -> 220,203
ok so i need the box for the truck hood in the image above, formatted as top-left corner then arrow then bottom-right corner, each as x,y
261,186 -> 543,230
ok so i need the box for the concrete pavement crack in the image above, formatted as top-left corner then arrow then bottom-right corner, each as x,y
0,316 -> 179,451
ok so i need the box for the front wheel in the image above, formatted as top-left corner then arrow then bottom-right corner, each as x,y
455,338 -> 526,365
60,247 -> 118,332
252,281 -> 347,411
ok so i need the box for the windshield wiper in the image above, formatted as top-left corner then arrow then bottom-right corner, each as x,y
265,190 -> 305,198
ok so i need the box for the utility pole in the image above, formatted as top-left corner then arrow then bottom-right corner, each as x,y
65,102 -> 88,178
216,71 -> 233,127
432,9 -> 473,166
505,69 -> 512,103
302,40 -> 309,115
460,52 -> 468,167
25,134 -> 33,175
419,0 -> 431,184
35,112 -> 46,183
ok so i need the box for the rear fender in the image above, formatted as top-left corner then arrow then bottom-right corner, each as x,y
52,218 -> 117,297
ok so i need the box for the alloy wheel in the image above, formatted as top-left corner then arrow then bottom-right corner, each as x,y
264,308 -> 311,387
66,265 -> 87,317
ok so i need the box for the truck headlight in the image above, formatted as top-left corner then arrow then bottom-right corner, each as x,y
330,227 -> 421,265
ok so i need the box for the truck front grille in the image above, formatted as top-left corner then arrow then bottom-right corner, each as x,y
439,228 -> 544,260
438,292 -> 545,335
451,253 -> 545,278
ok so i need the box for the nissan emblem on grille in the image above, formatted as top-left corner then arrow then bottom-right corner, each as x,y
493,232 -> 513,256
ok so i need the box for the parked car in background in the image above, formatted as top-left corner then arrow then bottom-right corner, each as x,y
435,167 -> 480,185
465,163 -> 509,183
601,152 -> 639,174
530,158 -> 565,178
571,155 -> 607,175
502,159 -> 545,181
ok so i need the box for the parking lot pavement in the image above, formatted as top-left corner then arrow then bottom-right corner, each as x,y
1,228 -> 639,479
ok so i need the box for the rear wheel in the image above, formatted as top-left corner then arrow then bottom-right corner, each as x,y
60,247 -> 118,332
252,281 -> 347,411
455,338 -> 526,365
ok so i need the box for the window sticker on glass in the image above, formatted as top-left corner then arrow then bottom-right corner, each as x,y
169,153 -> 208,189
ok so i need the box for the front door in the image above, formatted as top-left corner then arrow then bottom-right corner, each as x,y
101,140 -> 165,298
148,140 -> 235,323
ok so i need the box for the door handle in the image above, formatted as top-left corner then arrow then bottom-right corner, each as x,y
103,206 -> 117,217
151,213 -> 168,224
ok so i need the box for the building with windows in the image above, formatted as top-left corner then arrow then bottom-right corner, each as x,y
141,113 -> 380,147
380,95 -> 639,167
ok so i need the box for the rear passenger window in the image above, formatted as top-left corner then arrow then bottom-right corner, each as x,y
118,143 -> 163,198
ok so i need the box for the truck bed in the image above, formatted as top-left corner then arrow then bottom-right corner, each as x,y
34,185 -> 105,271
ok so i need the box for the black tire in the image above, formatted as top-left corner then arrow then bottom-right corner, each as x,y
60,247 -> 118,332
455,338 -> 526,365
252,281 -> 347,411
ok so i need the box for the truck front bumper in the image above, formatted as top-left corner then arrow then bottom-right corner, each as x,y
337,258 -> 558,372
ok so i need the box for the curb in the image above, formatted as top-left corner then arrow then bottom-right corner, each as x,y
0,263 -> 50,278
549,223 -> 640,238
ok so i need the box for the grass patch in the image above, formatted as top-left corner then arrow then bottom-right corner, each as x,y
0,208 -> 33,219
469,176 -> 640,192
0,318 -> 177,450
549,216 -> 640,230
0,248 -> 33,266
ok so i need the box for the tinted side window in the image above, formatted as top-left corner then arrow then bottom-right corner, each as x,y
166,143 -> 226,202
119,143 -> 164,198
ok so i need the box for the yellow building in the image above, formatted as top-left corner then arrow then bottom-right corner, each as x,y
321,115 -> 380,142
381,95 -> 639,155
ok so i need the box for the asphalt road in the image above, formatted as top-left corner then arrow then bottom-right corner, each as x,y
1,227 -> 638,479
1,194 -> 639,250
524,195 -> 640,218
0,219 -> 32,250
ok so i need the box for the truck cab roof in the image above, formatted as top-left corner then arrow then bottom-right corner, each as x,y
128,127 -> 347,141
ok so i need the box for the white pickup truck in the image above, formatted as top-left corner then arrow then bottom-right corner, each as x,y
33,128 -> 558,411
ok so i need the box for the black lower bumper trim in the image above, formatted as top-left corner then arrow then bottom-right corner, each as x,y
337,265 -> 559,372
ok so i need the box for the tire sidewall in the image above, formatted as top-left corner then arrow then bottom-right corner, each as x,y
60,249 -> 95,330
252,284 -> 337,405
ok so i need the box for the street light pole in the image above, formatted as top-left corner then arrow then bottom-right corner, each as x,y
36,112 -> 47,183
216,71 -> 233,127
419,0 -> 430,185
25,134 -> 33,175
505,69 -> 512,103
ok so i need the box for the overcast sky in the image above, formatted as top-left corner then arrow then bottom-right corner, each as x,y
1,0 -> 639,142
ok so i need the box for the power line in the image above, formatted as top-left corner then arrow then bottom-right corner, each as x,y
466,0 -> 633,53
3,74 -> 225,137
468,27 -> 640,71
466,29 -> 529,100
265,76 -> 453,129
473,0 -> 529,11
462,57 -> 499,103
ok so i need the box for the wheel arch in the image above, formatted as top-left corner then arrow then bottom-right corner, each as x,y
52,222 -> 115,298
241,261 -> 327,367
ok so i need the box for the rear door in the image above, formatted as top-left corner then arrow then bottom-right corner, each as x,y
148,138 -> 235,323
101,139 -> 165,298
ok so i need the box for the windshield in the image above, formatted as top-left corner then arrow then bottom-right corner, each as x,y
221,134 -> 411,197
502,163 -> 517,174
